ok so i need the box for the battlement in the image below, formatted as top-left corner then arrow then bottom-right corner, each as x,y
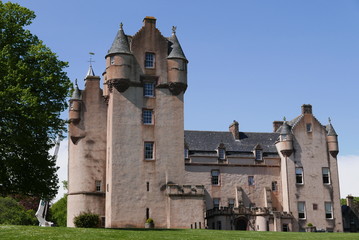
166,184 -> 204,196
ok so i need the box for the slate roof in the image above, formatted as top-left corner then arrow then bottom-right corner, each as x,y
71,79 -> 81,100
184,130 -> 279,153
167,32 -> 187,61
107,24 -> 131,56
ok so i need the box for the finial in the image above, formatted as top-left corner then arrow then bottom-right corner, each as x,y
329,117 -> 331,124
172,26 -> 177,34
75,78 -> 78,87
88,52 -> 95,66
120,22 -> 123,30
283,116 -> 286,121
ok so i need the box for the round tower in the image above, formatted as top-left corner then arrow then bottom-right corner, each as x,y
104,23 -> 133,95
276,120 -> 293,157
167,26 -> 188,95
326,118 -> 339,158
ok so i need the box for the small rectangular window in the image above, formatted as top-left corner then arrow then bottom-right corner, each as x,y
213,198 -> 220,208
295,168 -> 304,184
144,82 -> 155,97
325,202 -> 333,219
228,199 -> 235,208
95,180 -> 101,192
145,53 -> 155,68
272,181 -> 278,191
146,182 -> 149,192
313,203 -> 318,210
306,123 -> 312,132
184,148 -> 189,159
110,56 -> 115,65
144,142 -> 154,160
255,150 -> 263,161
142,109 -> 153,124
298,202 -> 306,219
211,170 -> 220,185
218,148 -> 226,160
322,167 -> 330,184
248,176 -> 255,186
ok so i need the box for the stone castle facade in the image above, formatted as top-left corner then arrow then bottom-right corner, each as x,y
67,17 -> 343,232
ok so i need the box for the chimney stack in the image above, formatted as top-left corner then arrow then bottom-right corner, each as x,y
229,120 -> 239,140
301,104 -> 312,114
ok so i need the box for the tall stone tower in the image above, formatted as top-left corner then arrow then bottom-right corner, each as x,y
67,17 -> 206,228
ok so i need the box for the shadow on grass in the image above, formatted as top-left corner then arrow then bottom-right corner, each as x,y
110,228 -> 186,231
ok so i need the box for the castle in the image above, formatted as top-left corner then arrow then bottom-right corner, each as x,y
67,17 -> 343,232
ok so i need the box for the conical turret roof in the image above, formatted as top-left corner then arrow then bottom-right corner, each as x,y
107,23 -> 131,56
280,121 -> 291,135
86,65 -> 95,77
327,118 -> 338,136
71,79 -> 81,100
168,26 -> 187,61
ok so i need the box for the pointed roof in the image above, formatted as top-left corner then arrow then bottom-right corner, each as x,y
86,65 -> 95,77
107,23 -> 131,56
280,121 -> 291,135
71,79 -> 81,100
327,118 -> 338,136
167,26 -> 187,61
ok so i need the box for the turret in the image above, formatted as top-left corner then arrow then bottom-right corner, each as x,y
69,79 -> 81,123
167,26 -> 188,95
326,118 -> 339,158
275,119 -> 293,157
104,23 -> 133,95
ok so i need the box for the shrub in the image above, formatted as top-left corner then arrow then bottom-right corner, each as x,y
49,195 -> 67,227
0,197 -> 37,225
73,212 -> 100,228
307,223 -> 313,227
146,218 -> 154,223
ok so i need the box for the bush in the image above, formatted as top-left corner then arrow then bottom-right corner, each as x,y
146,218 -> 154,223
49,195 -> 67,227
307,223 -> 313,227
73,212 -> 100,228
0,197 -> 37,225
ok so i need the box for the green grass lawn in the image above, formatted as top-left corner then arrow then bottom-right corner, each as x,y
1,225 -> 359,240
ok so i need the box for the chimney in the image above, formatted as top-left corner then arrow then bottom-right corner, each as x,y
229,120 -> 239,140
143,16 -> 156,27
273,121 -> 284,132
301,104 -> 312,114
347,195 -> 354,208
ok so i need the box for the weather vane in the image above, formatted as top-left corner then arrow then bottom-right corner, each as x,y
172,26 -> 177,34
88,52 -> 95,66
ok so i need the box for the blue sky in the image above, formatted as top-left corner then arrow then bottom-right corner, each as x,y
8,0 -> 359,200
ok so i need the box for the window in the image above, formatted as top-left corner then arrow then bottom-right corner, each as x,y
142,109 -> 153,124
144,142 -> 154,160
306,123 -> 312,132
211,170 -> 220,185
322,167 -> 330,184
184,148 -> 189,159
325,202 -> 333,219
272,181 -> 278,191
295,168 -> 304,184
217,221 -> 222,230
248,176 -> 255,186
228,199 -> 235,208
213,198 -> 220,208
255,149 -> 263,161
298,202 -> 306,219
144,82 -> 155,97
313,203 -> 318,210
110,55 -> 115,65
146,208 -> 150,220
95,180 -> 101,192
145,52 -> 155,68
218,148 -> 226,160
146,182 -> 149,192
282,224 -> 289,232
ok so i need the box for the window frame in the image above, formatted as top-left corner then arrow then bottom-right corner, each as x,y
325,202 -> 333,219
95,180 -> 102,192
142,109 -> 153,125
144,142 -> 155,160
248,176 -> 255,186
272,181 -> 278,191
228,198 -> 235,208
298,201 -> 306,219
213,198 -> 220,209
295,167 -> 304,184
306,123 -> 312,132
218,148 -> 226,160
322,167 -> 330,184
255,149 -> 263,161
211,170 -> 220,186
145,52 -> 155,69
110,55 -> 115,65
143,82 -> 155,97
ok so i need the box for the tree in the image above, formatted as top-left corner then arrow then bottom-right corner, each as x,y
0,2 -> 71,199
0,197 -> 37,225
49,194 -> 67,227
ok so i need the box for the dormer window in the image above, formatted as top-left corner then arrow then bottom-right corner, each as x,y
253,144 -> 263,161
145,52 -> 155,68
217,143 -> 226,160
